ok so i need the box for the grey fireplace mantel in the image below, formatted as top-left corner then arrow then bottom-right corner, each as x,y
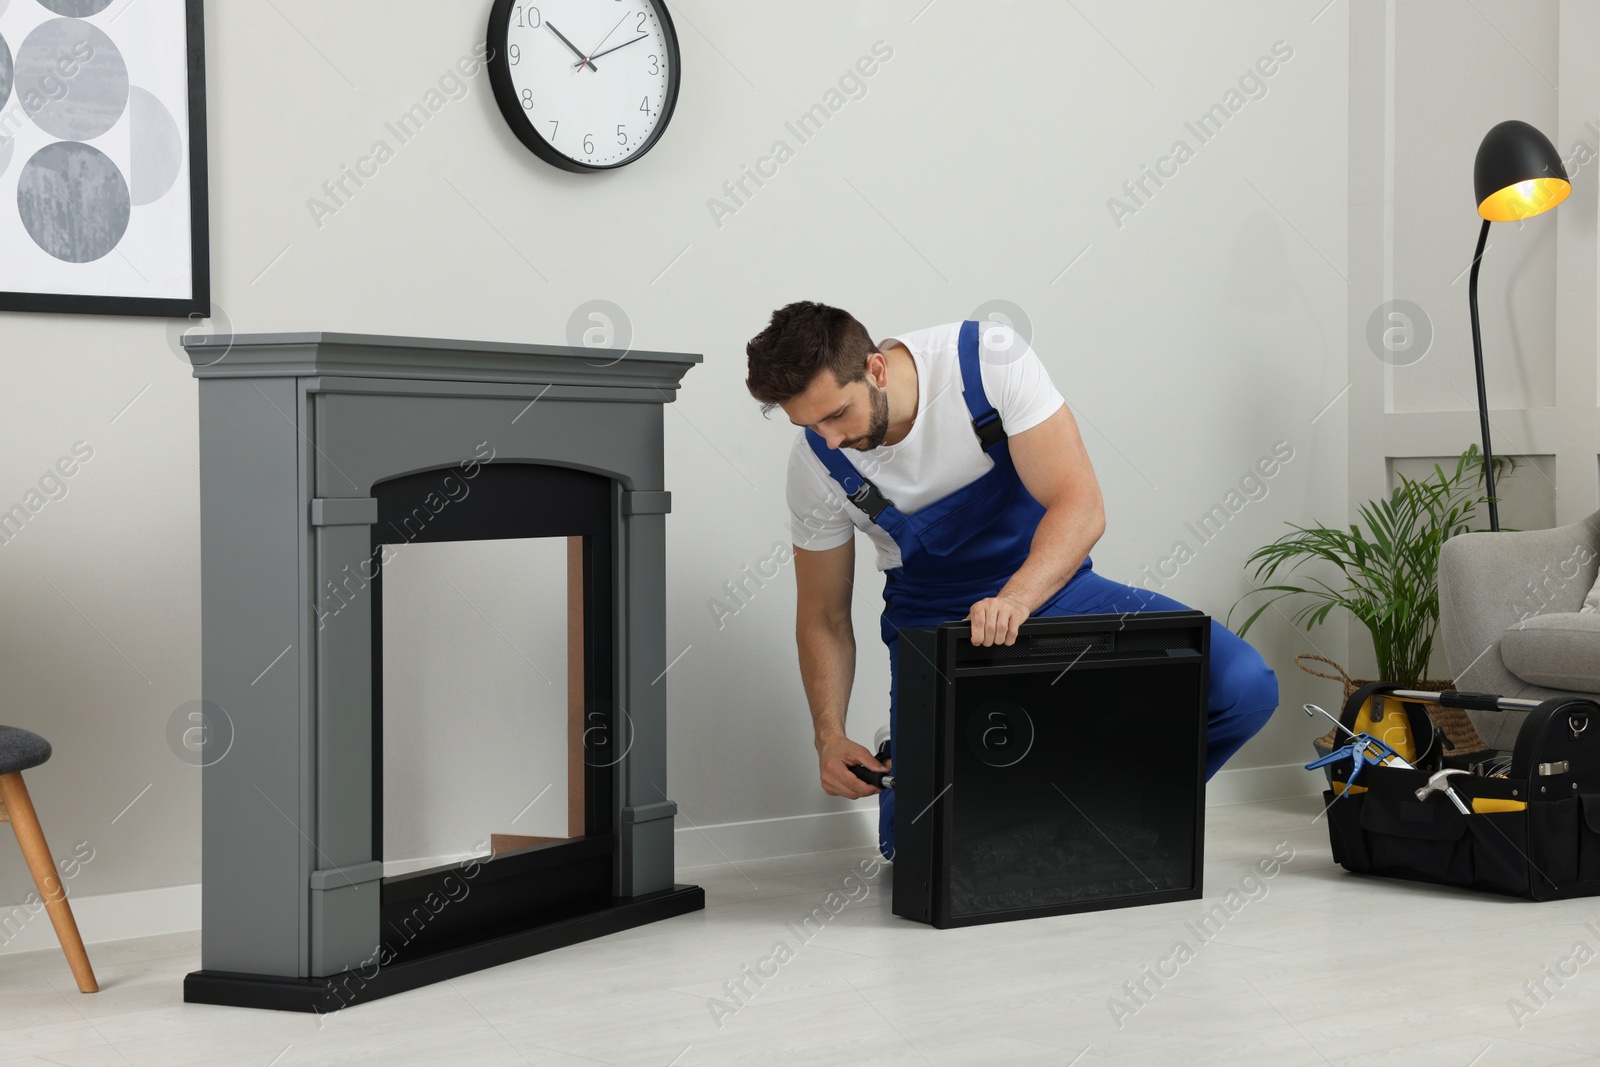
180,331 -> 704,1011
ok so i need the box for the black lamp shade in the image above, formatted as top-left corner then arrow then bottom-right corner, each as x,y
1475,119 -> 1571,221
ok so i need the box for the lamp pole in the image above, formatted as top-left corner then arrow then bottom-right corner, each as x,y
1467,119 -> 1572,533
1465,217 -> 1499,532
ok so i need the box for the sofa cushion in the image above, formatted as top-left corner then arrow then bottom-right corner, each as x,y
1502,612 -> 1600,692
1586,568 -> 1600,613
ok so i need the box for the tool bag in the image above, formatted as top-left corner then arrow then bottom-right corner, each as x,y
1321,683 -> 1600,900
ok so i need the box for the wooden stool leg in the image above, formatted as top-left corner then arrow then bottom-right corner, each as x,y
0,772 -> 97,993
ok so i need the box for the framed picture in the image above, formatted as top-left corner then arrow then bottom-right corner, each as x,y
0,0 -> 208,317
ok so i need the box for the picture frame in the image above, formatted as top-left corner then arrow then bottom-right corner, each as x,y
0,0 -> 208,318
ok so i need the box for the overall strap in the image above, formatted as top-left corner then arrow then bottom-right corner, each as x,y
804,429 -> 907,533
958,319 -> 1007,452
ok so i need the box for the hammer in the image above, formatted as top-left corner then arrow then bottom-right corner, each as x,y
1415,769 -> 1472,814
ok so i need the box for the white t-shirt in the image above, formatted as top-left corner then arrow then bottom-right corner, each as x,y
787,321 -> 1065,571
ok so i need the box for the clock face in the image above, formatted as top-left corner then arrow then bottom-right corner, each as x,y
487,0 -> 681,172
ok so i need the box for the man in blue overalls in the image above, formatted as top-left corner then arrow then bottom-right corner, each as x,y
745,302 -> 1279,861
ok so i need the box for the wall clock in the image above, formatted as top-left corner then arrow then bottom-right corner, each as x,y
487,0 -> 681,172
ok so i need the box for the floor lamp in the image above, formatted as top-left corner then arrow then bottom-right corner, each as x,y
1469,119 -> 1570,531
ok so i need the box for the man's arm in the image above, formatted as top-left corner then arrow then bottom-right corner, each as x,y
794,538 -> 888,798
966,403 -> 1107,645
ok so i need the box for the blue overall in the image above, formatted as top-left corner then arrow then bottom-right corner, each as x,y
806,321 -> 1279,860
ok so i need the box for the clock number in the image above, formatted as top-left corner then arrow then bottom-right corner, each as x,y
513,5 -> 540,29
521,88 -> 534,110
583,133 -> 594,154
648,55 -> 659,75
639,96 -> 650,115
548,120 -> 558,139
509,44 -> 520,65
616,124 -> 626,145
636,11 -> 647,33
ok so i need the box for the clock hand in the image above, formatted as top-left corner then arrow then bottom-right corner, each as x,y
545,22 -> 598,72
573,34 -> 649,67
575,11 -> 630,73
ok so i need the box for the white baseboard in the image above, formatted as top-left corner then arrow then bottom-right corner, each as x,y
674,763 -> 1327,867
0,882 -> 199,956
1205,760 -> 1327,807
0,766 -> 1324,952
675,809 -> 881,868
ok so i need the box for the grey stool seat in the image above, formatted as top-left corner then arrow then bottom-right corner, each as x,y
0,726 -> 50,776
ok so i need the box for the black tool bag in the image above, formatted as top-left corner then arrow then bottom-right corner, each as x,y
1321,684 -> 1600,900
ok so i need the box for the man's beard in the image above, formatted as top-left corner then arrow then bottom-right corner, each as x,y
849,381 -> 890,450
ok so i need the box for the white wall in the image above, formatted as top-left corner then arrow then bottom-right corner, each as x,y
0,0 -> 1352,925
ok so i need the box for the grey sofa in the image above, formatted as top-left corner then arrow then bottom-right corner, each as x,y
1437,508 -> 1600,750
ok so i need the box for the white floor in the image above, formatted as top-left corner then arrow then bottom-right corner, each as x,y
5,794 -> 1600,1066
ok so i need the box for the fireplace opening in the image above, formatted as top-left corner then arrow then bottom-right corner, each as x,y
379,535 -> 576,876
369,462 -> 617,962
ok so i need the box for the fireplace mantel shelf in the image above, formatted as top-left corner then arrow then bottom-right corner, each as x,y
184,331 -> 703,392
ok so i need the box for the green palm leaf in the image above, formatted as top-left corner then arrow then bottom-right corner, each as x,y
1227,444 -> 1514,686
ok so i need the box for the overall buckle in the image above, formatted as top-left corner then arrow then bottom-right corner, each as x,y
971,409 -> 1006,451
848,480 -> 893,522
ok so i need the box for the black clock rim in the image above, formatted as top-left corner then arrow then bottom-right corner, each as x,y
486,0 -> 682,173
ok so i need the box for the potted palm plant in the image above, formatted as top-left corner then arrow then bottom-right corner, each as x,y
1227,444 -> 1515,759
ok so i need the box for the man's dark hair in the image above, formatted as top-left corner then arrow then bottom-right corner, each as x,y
745,301 -> 877,416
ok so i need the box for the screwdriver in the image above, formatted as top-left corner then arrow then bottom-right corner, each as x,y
849,765 -> 895,790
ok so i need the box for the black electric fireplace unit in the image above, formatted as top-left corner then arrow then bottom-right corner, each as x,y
892,611 -> 1209,928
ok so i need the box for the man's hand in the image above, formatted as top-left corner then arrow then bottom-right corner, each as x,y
817,735 -> 891,799
965,592 -> 1031,646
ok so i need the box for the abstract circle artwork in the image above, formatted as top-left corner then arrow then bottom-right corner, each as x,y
0,30 -> 13,108
128,85 -> 180,204
36,0 -> 113,14
17,139 -> 129,261
0,30 -> 12,178
0,0 -> 206,314
14,17 -> 127,140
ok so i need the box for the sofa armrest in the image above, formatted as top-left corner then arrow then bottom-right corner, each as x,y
1437,510 -> 1600,690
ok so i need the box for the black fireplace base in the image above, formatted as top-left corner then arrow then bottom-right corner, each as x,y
183,884 -> 705,1013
